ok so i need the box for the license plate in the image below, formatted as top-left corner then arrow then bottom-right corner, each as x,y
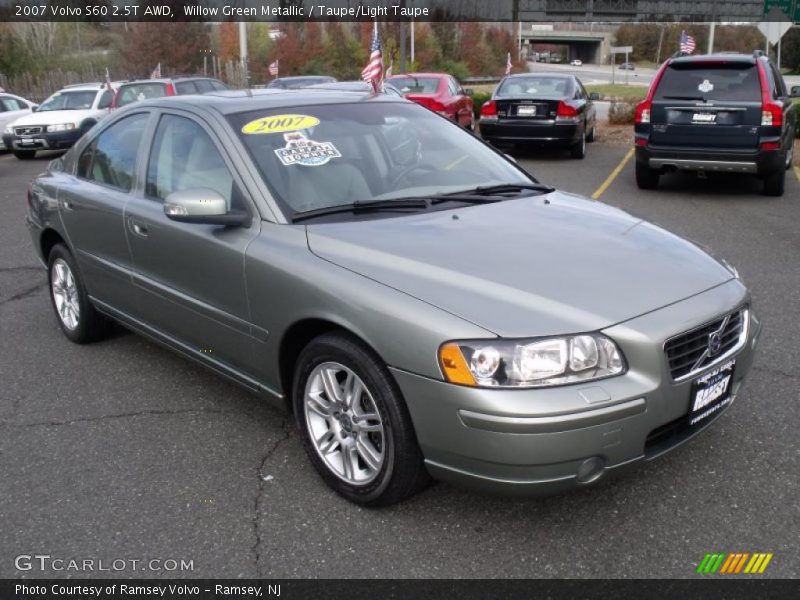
688,359 -> 735,426
19,138 -> 35,145
517,105 -> 537,116
692,112 -> 717,124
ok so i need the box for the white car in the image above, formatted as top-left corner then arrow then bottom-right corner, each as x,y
2,83 -> 115,159
570,59 -> 583,67
0,93 -> 36,150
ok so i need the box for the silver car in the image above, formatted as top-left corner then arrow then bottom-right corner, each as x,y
27,89 -> 761,506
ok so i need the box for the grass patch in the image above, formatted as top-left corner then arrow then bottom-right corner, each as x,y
587,84 -> 648,101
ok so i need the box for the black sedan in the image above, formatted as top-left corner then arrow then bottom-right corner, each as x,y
478,73 -> 597,158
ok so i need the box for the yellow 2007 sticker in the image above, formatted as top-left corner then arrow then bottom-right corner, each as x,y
242,114 -> 320,135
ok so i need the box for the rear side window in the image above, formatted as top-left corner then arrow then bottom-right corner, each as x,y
77,113 -> 148,191
1,97 -> 23,111
654,63 -> 761,102
194,79 -> 214,93
97,90 -> 113,109
117,83 -> 167,108
210,80 -> 228,91
175,81 -> 198,95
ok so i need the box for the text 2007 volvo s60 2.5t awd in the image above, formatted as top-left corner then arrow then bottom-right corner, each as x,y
26,89 -> 761,506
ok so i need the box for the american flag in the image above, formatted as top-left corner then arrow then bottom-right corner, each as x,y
361,21 -> 383,92
268,60 -> 279,78
680,31 -> 696,54
505,52 -> 512,76
150,63 -> 162,79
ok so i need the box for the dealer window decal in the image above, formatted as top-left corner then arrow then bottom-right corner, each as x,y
698,79 -> 714,93
274,132 -> 341,167
242,114 -> 320,135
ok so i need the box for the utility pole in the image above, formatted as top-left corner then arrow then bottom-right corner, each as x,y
239,22 -> 248,87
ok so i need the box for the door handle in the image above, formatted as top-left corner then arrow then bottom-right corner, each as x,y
128,218 -> 148,238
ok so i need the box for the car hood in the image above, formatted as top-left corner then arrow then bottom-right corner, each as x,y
9,110 -> 95,127
306,192 -> 734,337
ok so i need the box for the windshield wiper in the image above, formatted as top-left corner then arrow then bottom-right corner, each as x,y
291,198 -> 429,222
430,183 -> 555,204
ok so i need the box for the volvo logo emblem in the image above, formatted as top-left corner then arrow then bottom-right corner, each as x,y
707,332 -> 723,356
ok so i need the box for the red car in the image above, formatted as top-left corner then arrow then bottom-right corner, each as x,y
387,72 -> 474,130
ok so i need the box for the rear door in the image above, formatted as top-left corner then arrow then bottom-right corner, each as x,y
649,61 -> 763,149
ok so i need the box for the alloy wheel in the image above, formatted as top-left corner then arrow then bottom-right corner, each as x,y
303,362 -> 385,485
51,258 -> 80,330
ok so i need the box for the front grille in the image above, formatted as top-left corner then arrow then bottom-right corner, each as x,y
665,308 -> 747,381
15,126 -> 43,136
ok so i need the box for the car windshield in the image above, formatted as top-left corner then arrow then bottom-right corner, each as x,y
496,77 -> 572,98
37,91 -> 96,111
229,102 -> 530,217
388,77 -> 440,94
117,83 -> 167,107
654,63 -> 761,102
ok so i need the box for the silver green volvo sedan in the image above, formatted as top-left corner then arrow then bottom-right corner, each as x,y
26,89 -> 761,505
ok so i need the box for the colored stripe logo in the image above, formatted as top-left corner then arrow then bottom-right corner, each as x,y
697,553 -> 773,574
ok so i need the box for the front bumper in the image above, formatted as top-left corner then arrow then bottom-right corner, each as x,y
480,119 -> 581,146
3,128 -> 83,152
392,280 -> 761,495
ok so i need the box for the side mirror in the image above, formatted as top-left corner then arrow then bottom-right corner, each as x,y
31,104 -> 39,111
164,188 -> 250,227
791,86 -> 800,98
589,92 -> 600,101
464,88 -> 474,96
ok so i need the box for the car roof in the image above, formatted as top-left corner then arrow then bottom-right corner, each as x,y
57,84 -> 107,92
503,73 -> 573,80
388,72 -> 447,78
274,75 -> 334,81
669,52 -> 757,66
130,88 -> 404,116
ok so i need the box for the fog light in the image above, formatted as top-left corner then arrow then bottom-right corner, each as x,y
576,456 -> 606,484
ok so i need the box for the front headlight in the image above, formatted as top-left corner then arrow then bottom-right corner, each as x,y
3,126 -> 12,135
46,123 -> 77,132
439,334 -> 626,388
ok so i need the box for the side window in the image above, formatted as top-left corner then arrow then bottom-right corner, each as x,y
194,79 -> 214,93
175,81 -> 198,95
97,90 -> 113,109
0,99 -> 6,112
146,114 -> 241,211
770,64 -> 786,97
2,98 -> 22,111
79,113 -> 148,191
210,80 -> 228,91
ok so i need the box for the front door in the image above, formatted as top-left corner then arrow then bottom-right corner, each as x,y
124,112 -> 262,379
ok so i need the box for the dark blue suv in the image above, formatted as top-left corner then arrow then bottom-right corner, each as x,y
634,51 -> 797,196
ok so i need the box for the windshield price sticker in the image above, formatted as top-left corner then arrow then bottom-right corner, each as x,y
274,132 -> 341,167
242,114 -> 320,135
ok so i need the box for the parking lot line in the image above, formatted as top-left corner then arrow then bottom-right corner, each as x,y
592,148 -> 634,200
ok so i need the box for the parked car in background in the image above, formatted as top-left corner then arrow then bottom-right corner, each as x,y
570,59 -> 583,67
26,89 -> 759,506
0,93 -> 36,150
634,51 -> 797,196
386,72 -> 474,130
266,76 -> 337,90
479,73 -> 597,158
2,83 -> 116,159
619,62 -> 636,70
307,80 -> 404,97
112,77 -> 228,109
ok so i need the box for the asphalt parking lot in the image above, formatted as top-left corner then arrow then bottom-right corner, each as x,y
1,143 -> 798,579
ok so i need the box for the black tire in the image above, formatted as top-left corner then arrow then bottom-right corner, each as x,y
785,143 -> 794,171
586,123 -> 596,143
763,167 -> 785,197
14,150 -> 36,160
47,244 -> 110,343
636,161 -> 660,190
570,132 -> 586,159
293,332 -> 430,507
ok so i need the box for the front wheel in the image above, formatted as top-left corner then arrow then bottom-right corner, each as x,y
293,333 -> 429,506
